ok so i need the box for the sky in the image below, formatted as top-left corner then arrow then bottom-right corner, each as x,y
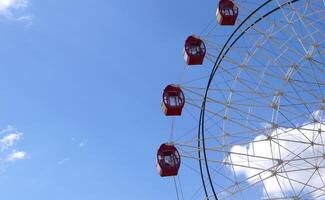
0,0 -> 217,199
1,0 -> 323,199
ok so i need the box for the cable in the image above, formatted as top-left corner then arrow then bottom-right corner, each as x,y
174,176 -> 181,200
170,117 -> 176,142
178,175 -> 185,200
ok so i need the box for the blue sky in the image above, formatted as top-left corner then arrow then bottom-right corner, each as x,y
0,0 -> 324,199
0,0 -> 218,199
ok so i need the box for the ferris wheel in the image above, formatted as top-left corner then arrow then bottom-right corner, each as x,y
157,0 -> 325,199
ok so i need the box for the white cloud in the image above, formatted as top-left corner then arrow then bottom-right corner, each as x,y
0,132 -> 22,150
0,0 -> 28,10
0,126 -> 27,165
312,110 -> 324,122
225,111 -> 325,199
0,0 -> 30,22
7,150 -> 26,161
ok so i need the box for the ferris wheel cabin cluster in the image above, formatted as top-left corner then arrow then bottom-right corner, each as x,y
156,0 -> 239,178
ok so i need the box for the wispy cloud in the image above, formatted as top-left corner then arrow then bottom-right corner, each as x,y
7,150 -> 26,161
0,0 -> 31,23
57,158 -> 69,165
0,126 -> 27,164
0,0 -> 28,10
0,132 -> 22,150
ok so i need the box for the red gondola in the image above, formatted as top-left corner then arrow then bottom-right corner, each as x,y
156,143 -> 181,177
161,85 -> 185,116
183,36 -> 206,65
216,0 -> 238,25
